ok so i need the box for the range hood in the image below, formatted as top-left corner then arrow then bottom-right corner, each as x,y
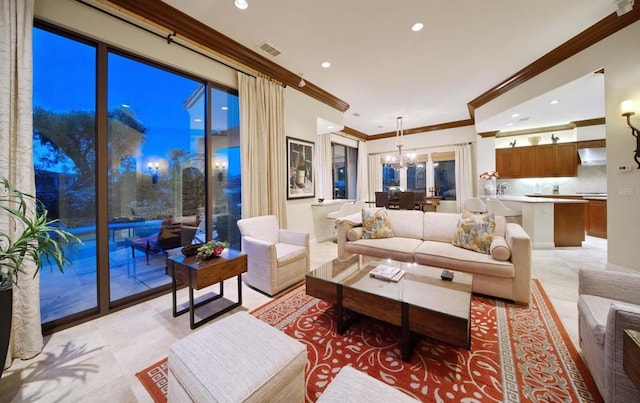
578,147 -> 607,166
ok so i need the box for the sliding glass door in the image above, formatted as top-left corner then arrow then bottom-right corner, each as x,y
106,52 -> 206,302
33,27 -> 99,323
33,22 -> 240,331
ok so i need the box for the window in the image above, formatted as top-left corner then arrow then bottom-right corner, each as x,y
33,22 -> 240,330
332,143 -> 357,199
406,157 -> 428,191
209,87 -> 241,250
433,157 -> 456,200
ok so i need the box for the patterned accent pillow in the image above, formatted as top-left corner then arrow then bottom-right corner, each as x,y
361,208 -> 394,239
452,210 -> 496,254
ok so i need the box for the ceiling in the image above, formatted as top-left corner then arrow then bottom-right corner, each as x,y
161,0 -> 617,136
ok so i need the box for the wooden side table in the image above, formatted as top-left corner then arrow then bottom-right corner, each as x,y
168,248 -> 247,329
623,329 -> 640,390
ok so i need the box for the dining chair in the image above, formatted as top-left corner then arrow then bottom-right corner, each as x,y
398,192 -> 416,210
375,192 -> 389,208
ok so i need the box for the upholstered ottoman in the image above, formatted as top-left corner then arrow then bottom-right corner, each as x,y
317,366 -> 419,402
168,311 -> 307,402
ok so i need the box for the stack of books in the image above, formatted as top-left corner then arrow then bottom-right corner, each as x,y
369,264 -> 405,282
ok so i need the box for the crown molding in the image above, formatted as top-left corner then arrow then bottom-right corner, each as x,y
104,0 -> 349,112
467,7 -> 640,119
367,119 -> 474,140
491,117 -> 605,137
574,117 -> 606,127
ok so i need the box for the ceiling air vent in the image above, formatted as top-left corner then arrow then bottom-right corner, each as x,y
257,42 -> 281,57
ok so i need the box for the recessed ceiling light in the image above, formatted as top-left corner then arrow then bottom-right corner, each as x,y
234,0 -> 248,10
221,106 -> 228,110
411,23 -> 424,32
321,61 -> 331,68
194,118 -> 202,122
511,113 -> 520,118
549,99 -> 560,105
328,126 -> 334,130
506,123 -> 514,126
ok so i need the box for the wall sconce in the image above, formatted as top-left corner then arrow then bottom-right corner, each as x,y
148,162 -> 159,184
215,161 -> 226,182
621,100 -> 640,168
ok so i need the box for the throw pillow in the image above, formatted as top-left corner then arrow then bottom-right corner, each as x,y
452,210 -> 496,254
490,236 -> 511,261
361,208 -> 394,239
346,227 -> 363,241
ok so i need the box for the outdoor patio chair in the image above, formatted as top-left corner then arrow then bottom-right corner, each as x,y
129,218 -> 199,265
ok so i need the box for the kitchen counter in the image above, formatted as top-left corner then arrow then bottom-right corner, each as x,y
482,195 -> 586,249
526,193 -> 607,198
498,195 -> 588,204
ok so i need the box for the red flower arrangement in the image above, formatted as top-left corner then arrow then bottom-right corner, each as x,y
479,170 -> 500,179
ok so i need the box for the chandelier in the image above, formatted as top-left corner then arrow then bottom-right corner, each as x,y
384,116 -> 416,168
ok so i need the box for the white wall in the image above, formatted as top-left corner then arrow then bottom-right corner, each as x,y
284,89 -> 343,237
476,20 -> 640,273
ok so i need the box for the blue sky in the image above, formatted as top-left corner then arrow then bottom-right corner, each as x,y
33,27 -> 239,171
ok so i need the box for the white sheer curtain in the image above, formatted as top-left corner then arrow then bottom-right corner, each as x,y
0,0 -> 42,370
238,73 -> 287,226
454,143 -> 473,213
368,154 -> 383,201
316,132 -> 332,200
356,141 -> 368,201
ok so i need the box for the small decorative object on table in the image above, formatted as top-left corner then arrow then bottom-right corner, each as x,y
181,243 -> 204,257
196,240 -> 229,260
480,170 -> 500,196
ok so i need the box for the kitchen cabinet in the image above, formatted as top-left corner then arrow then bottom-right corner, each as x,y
554,202 -> 586,247
496,142 -> 577,178
585,198 -> 607,238
496,147 -> 535,178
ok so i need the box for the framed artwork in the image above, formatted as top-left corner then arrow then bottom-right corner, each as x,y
287,137 -> 315,199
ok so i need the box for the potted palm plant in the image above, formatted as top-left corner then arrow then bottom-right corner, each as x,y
0,177 -> 80,378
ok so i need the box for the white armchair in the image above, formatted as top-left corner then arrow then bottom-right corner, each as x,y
578,269 -> 640,402
237,215 -> 310,296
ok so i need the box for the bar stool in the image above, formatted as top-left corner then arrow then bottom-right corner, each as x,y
467,197 -> 488,214
486,198 -> 522,224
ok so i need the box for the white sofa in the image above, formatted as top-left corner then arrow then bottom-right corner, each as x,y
336,210 -> 532,305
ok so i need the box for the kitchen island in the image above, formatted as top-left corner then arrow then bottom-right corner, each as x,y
484,195 -> 588,249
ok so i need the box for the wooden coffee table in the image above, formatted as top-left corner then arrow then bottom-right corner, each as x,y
168,248 -> 247,329
306,254 -> 472,361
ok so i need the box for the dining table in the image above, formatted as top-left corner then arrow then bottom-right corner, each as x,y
388,196 -> 441,211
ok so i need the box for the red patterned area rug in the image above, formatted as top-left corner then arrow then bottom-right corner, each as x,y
136,279 -> 602,402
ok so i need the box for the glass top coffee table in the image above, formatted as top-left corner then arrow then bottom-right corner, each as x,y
306,254 -> 473,361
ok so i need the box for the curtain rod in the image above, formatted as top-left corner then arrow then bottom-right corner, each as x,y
75,0 -> 257,79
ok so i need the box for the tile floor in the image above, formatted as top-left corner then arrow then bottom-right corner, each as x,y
0,236 -> 608,402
